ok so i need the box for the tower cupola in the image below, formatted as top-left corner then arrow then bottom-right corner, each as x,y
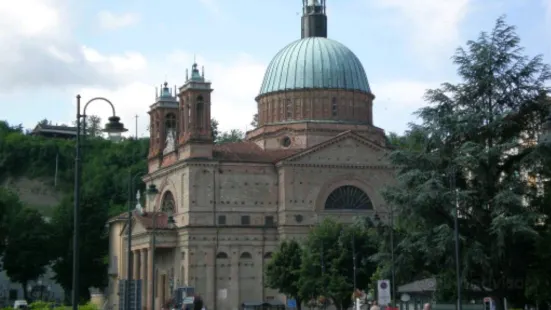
301,0 -> 327,38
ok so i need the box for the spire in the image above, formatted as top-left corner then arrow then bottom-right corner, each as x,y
301,0 -> 327,38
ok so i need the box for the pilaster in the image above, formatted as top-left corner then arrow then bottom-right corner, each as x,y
230,249 -> 240,309
133,251 -> 140,280
147,247 -> 153,310
205,247 -> 215,310
141,249 -> 148,310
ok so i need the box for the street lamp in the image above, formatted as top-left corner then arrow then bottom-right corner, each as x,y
449,167 -> 462,310
125,178 -> 159,310
73,95 -> 127,310
373,212 -> 395,306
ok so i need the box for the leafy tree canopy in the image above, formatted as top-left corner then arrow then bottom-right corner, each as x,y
299,218 -> 377,310
2,208 -> 53,300
381,16 -> 550,307
265,239 -> 303,310
0,187 -> 24,259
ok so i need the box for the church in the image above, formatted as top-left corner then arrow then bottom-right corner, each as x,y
107,0 -> 395,309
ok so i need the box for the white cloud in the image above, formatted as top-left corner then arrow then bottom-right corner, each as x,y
0,0 -> 137,91
368,0 -> 471,62
0,0 -> 60,37
97,11 -> 141,30
371,80 -> 440,133
72,51 -> 266,138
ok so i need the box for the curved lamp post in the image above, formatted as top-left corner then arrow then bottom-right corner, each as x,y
125,178 -> 159,310
73,96 -> 127,310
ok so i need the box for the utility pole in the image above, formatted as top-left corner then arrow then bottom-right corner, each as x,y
450,166 -> 462,310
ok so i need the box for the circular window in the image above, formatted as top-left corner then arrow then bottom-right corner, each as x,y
281,136 -> 291,147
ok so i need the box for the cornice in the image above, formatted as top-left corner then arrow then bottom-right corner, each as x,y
143,159 -> 219,182
276,163 -> 394,169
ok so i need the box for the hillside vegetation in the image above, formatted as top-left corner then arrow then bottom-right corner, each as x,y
0,117 -> 244,303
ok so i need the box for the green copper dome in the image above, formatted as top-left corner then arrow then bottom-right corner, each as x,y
259,37 -> 371,96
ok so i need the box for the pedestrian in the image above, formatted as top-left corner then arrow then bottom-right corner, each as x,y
424,303 -> 431,310
370,301 -> 380,310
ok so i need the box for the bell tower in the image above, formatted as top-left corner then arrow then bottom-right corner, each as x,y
148,81 -> 179,165
178,62 -> 214,159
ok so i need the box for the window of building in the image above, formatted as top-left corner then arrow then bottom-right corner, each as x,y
265,216 -> 275,226
331,97 -> 338,116
218,215 -> 226,225
241,215 -> 250,225
286,99 -> 292,119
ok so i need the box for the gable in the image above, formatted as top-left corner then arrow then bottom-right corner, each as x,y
120,217 -> 147,237
283,133 -> 389,165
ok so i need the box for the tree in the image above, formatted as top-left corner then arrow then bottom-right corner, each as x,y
71,115 -> 102,137
0,188 -> 23,261
386,127 -> 428,151
265,239 -> 303,310
2,208 -> 52,300
381,17 -> 550,308
300,218 -> 377,310
211,118 -> 220,141
38,119 -> 51,126
216,129 -> 244,144
85,115 -> 102,137
250,114 -> 258,128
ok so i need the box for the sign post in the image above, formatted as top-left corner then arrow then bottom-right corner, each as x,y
377,280 -> 391,306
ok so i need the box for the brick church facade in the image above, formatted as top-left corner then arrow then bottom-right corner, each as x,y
107,1 -> 395,309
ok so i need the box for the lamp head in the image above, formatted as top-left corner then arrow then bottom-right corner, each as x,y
103,116 -> 128,141
146,184 -> 159,197
167,215 -> 176,229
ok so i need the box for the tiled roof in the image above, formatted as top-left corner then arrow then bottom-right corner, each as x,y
108,211 -> 171,229
213,141 -> 300,163
134,211 -> 171,229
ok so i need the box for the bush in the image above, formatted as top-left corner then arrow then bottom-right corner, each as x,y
27,301 -> 97,310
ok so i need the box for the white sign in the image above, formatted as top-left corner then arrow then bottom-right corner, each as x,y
217,288 -> 227,299
377,279 -> 391,306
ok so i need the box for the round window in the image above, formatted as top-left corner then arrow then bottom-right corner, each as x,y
281,136 -> 291,147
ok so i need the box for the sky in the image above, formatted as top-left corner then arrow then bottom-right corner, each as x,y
0,0 -> 550,138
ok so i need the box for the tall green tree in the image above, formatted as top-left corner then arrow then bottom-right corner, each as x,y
300,218 -> 377,310
265,239 -> 303,310
0,188 -> 24,261
382,17 -> 550,308
2,208 -> 53,300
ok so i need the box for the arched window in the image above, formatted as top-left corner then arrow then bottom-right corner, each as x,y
331,97 -> 338,117
216,252 -> 229,259
165,113 -> 176,132
239,252 -> 252,259
161,191 -> 176,214
164,113 -> 177,153
324,185 -> 373,210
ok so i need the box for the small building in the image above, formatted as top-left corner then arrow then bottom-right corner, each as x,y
30,124 -> 77,139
